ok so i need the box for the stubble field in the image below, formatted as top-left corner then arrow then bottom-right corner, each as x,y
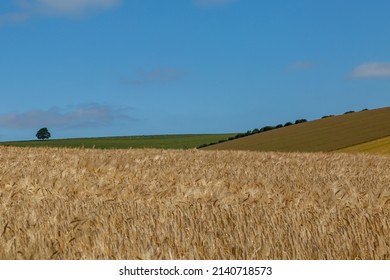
0,146 -> 389,259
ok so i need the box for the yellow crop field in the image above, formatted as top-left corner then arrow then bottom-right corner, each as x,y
1,146 -> 390,260
338,136 -> 390,155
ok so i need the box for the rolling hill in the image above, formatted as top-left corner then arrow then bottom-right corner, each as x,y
202,106 -> 390,153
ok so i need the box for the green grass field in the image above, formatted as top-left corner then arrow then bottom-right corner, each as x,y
338,136 -> 390,155
202,106 -> 390,153
0,134 -> 236,150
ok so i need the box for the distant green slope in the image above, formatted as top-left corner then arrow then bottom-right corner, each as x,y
0,134 -> 236,150
202,106 -> 390,152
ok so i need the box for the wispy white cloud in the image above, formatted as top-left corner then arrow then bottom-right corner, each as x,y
34,0 -> 121,14
0,0 -> 121,25
288,61 -> 316,70
124,67 -> 185,86
350,62 -> 390,79
287,61 -> 317,71
0,103 -> 135,129
193,0 -> 237,8
0,11 -> 30,25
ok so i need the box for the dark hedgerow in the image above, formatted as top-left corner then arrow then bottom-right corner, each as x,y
322,115 -> 335,119
259,126 -> 274,132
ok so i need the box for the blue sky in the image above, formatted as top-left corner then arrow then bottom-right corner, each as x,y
1,0 -> 390,141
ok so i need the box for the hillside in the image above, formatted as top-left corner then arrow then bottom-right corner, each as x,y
202,106 -> 390,152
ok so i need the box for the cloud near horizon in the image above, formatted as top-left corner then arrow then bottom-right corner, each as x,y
0,103 -> 135,129
350,62 -> 390,79
0,0 -> 121,25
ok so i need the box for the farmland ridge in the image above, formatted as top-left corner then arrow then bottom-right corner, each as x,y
202,106 -> 390,152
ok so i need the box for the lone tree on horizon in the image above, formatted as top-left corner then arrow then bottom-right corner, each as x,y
36,127 -> 51,140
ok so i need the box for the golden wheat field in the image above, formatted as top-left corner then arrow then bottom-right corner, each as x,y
0,146 -> 389,260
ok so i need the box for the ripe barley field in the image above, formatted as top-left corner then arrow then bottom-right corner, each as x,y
0,146 -> 389,260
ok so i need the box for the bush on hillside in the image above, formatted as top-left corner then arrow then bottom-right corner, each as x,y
295,119 -> 307,124
259,126 -> 274,132
322,115 -> 335,119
